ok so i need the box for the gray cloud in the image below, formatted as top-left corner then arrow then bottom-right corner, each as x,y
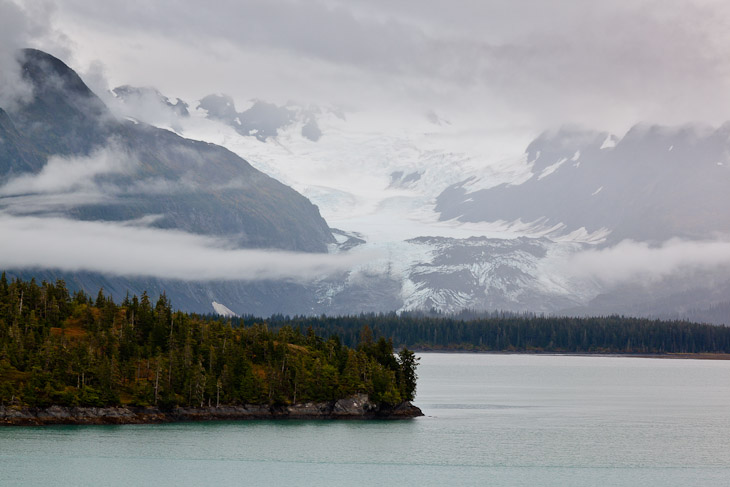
0,213 -> 370,281
0,143 -> 136,196
105,85 -> 189,132
47,0 -> 730,133
563,238 -> 730,286
0,143 -> 138,214
59,0 -> 434,74
0,142 -> 234,215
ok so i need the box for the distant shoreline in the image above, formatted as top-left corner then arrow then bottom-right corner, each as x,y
411,350 -> 730,360
0,395 -> 423,426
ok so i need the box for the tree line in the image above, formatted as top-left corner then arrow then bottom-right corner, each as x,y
0,274 -> 418,408
236,311 -> 730,354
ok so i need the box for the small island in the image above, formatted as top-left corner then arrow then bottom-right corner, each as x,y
0,275 -> 422,425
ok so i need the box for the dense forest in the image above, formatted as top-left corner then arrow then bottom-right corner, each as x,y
238,311 -> 730,355
0,275 -> 417,409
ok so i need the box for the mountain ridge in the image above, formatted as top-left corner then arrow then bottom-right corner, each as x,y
436,124 -> 730,244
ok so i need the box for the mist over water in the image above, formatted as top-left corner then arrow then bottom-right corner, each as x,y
2,354 -> 730,487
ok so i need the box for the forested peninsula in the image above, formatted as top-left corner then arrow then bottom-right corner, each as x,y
0,275 -> 421,425
4,274 -> 730,424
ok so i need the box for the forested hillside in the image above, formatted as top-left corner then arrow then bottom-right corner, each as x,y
0,275 -> 417,408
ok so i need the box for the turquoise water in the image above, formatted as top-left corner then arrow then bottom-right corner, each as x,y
2,353 -> 730,486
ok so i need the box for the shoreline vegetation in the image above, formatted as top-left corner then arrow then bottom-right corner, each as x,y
0,275 -> 420,424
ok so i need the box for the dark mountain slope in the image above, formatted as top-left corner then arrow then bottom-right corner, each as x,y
1,49 -> 333,252
0,107 -> 46,176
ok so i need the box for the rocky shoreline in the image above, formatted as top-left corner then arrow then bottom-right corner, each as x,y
0,394 -> 423,426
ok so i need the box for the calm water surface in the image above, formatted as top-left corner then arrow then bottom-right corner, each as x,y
2,353 -> 730,486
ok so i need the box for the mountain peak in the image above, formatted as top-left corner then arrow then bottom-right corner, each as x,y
8,49 -> 111,156
20,48 -> 97,101
526,127 -> 609,173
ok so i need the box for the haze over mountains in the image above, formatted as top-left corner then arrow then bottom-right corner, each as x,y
2,48 -> 730,323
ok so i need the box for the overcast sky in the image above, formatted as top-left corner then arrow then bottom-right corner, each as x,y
5,0 -> 730,137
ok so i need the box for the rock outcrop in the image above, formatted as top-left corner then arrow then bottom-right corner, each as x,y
0,396 -> 423,425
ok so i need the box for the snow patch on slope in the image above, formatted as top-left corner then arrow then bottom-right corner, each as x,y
538,157 -> 568,180
600,135 -> 617,149
212,301 -> 237,317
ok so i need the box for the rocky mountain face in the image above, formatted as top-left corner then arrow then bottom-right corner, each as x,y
113,85 -> 190,118
0,107 -> 47,176
306,236 -> 589,316
399,236 -> 584,313
198,94 -> 322,142
437,125 -> 730,244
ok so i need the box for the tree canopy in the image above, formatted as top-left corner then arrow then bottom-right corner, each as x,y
237,310 -> 730,355
0,274 -> 418,409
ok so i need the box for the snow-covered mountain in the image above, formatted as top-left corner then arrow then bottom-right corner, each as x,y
316,235 -> 592,315
5,50 -> 729,321
158,95 -> 730,320
437,125 -> 730,244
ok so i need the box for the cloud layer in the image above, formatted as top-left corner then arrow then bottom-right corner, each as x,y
0,143 -> 136,196
0,143 -> 139,215
564,238 -> 730,286
48,0 -> 730,133
0,213 -> 367,281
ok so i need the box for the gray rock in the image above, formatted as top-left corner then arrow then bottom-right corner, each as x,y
0,395 -> 423,425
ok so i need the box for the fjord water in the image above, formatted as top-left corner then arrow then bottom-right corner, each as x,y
2,354 -> 730,486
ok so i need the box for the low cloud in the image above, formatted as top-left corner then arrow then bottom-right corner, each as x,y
49,0 -> 730,133
564,238 -> 730,286
106,85 -> 189,132
0,143 -> 138,214
0,143 -> 136,196
0,213 -> 371,281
